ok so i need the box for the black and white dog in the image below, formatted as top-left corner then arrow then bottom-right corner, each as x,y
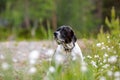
53,25 -> 83,63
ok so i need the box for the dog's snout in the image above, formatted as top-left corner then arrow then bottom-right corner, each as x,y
54,32 -> 58,37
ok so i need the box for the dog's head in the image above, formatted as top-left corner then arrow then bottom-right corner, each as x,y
54,25 -> 77,45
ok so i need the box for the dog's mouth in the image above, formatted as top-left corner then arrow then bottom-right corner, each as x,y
54,37 -> 64,44
54,37 -> 65,45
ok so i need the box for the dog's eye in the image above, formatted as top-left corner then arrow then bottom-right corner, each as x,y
61,31 -> 67,38
62,34 -> 66,38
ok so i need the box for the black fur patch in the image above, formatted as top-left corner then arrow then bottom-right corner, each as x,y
56,26 -> 77,43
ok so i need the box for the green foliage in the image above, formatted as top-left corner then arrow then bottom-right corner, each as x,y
0,8 -> 120,80
98,7 -> 120,42
89,7 -> 120,80
0,27 -> 11,41
1,0 -> 55,24
105,7 -> 120,36
102,0 -> 120,25
0,49 -> 14,80
0,7 -> 119,80
1,0 -> 119,40
0,0 -> 55,40
37,26 -> 48,39
57,0 -> 98,38
47,21 -> 53,40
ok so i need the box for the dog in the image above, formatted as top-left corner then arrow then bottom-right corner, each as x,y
53,25 -> 83,64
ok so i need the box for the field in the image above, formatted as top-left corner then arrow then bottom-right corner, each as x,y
0,36 -> 119,80
0,8 -> 120,80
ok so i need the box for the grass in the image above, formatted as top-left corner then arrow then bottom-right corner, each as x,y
0,8 -> 120,80
0,36 -> 119,80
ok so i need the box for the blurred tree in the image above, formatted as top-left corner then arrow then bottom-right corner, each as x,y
0,0 -> 55,27
57,0 -> 99,38
102,0 -> 120,32
0,0 -> 55,39
0,0 -> 6,13
1,0 -> 119,40
102,0 -> 120,20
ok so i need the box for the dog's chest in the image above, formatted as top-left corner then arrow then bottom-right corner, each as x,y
55,43 -> 83,61
56,45 -> 68,55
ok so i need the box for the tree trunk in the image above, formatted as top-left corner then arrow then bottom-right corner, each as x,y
24,0 -> 30,29
51,11 -> 57,30
95,0 -> 102,19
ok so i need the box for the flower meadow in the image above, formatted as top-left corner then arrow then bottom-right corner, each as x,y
0,8 -> 120,80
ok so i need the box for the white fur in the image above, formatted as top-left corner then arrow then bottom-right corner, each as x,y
54,42 -> 83,62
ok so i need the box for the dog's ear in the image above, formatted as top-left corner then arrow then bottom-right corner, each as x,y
70,30 -> 77,42
72,35 -> 77,42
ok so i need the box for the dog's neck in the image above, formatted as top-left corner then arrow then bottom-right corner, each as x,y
62,42 -> 75,52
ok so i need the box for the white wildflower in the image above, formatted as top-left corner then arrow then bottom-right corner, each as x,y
81,66 -> 87,73
107,70 -> 113,76
87,55 -> 92,59
0,54 -> 5,60
107,35 -> 110,39
111,46 -> 114,49
1,62 -> 9,70
100,69 -> 104,72
103,59 -> 107,63
101,42 -> 104,45
100,62 -> 103,65
114,77 -> 120,80
104,53 -> 108,58
29,50 -> 39,60
119,43 -> 120,45
49,66 -> 55,73
28,50 -> 39,65
94,55 -> 99,58
107,47 -> 111,51
55,54 -> 64,65
114,71 -> 120,78
98,59 -> 101,62
12,58 -> 18,63
113,51 -> 117,54
91,60 -> 98,68
29,59 -> 36,65
108,56 -> 117,63
96,43 -> 102,47
80,61 -> 87,72
28,66 -> 37,74
99,76 -> 106,80
101,46 -> 106,50
102,64 -> 110,69
45,49 -> 54,57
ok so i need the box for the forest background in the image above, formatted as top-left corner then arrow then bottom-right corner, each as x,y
0,0 -> 120,40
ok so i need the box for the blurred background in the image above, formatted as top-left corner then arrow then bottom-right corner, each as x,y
0,0 -> 120,41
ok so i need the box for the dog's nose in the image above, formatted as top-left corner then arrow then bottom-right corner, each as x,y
54,32 -> 58,37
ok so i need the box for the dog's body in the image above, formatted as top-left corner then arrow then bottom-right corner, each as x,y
55,42 -> 83,61
53,26 -> 83,62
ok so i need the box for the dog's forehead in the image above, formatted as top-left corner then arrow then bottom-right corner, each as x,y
57,26 -> 72,31
56,27 -> 62,31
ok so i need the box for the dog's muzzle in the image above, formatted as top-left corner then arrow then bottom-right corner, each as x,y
54,32 -> 61,44
54,32 -> 58,38
54,32 -> 65,45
